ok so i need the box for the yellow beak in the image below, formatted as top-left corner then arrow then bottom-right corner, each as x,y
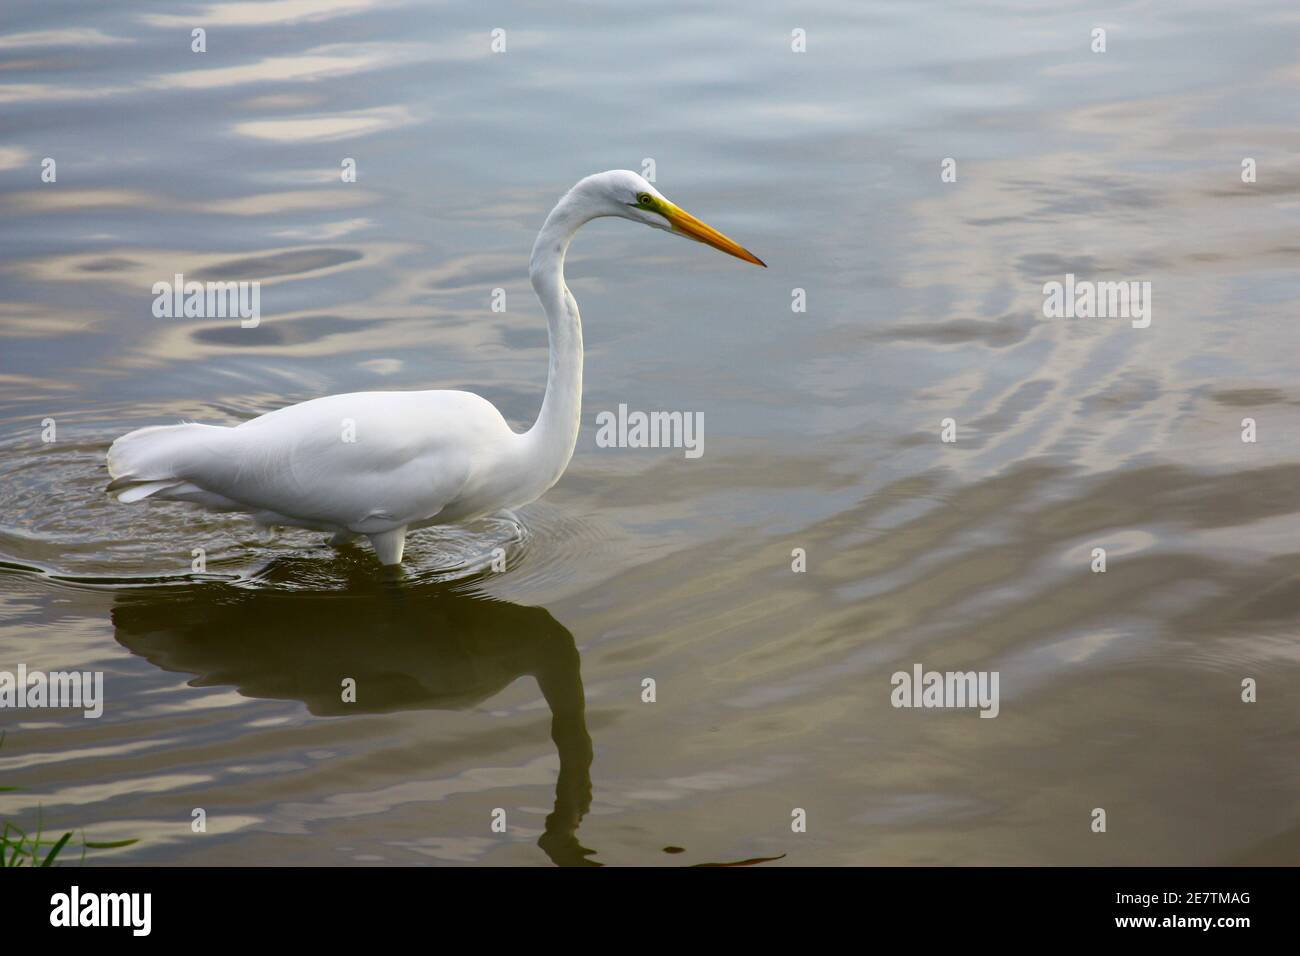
660,201 -> 766,268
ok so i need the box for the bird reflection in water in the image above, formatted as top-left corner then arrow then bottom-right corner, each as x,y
110,558 -> 597,866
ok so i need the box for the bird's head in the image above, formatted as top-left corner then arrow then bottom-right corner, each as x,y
579,169 -> 765,267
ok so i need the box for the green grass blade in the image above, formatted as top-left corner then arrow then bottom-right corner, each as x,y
82,838 -> 140,849
40,831 -> 72,867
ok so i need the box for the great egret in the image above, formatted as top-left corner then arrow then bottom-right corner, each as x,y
107,170 -> 764,565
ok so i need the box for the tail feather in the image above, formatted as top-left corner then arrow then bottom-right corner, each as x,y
111,479 -> 182,503
106,422 -> 228,503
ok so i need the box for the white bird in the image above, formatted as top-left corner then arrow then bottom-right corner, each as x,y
107,170 -> 764,565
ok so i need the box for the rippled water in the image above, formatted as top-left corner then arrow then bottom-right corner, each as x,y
1,1 -> 1297,865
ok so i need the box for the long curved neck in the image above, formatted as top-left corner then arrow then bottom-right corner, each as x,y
522,191 -> 590,490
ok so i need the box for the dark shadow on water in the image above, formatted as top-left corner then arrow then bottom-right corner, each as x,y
109,557 -> 598,867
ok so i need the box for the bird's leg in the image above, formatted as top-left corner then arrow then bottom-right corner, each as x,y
367,526 -> 408,565
328,530 -> 360,548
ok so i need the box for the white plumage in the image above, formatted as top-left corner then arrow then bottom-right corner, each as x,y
107,171 -> 763,565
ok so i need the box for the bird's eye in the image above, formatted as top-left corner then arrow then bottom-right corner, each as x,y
636,193 -> 652,206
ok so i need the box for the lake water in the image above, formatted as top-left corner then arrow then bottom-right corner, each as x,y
1,0 -> 1297,865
